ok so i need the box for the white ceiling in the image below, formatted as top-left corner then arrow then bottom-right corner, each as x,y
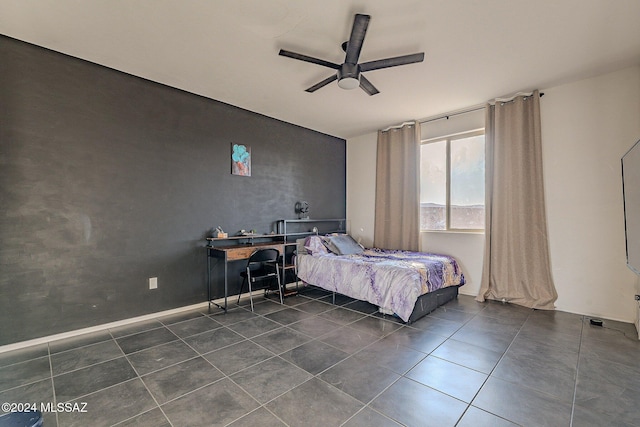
2,0 -> 639,139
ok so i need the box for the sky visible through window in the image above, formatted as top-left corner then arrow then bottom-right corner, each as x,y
420,133 -> 485,230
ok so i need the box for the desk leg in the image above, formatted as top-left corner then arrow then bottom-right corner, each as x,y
223,254 -> 228,312
207,249 -> 211,310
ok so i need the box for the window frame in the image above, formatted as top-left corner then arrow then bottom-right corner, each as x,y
420,128 -> 485,233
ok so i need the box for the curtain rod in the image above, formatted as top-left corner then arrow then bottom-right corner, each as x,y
418,92 -> 545,125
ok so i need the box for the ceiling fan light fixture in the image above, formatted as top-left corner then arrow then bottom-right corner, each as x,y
338,76 -> 360,90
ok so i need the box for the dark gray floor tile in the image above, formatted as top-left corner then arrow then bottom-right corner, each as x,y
319,326 -> 380,354
298,286 -> 333,299
295,299 -> 334,314
493,336 -> 578,402
126,340 -> 198,375
319,292 -> 358,306
226,316 -> 281,338
50,339 -> 123,375
370,312 -> 407,324
0,344 -> 49,368
407,315 -> 464,337
342,407 -> 402,427
516,322 -> 581,353
348,317 -> 402,338
442,294 -> 487,314
166,315 -> 221,338
451,323 -> 516,354
280,294 -> 311,307
114,407 -> 171,427
429,306 -> 476,323
572,404 -> 636,427
156,309 -> 206,325
161,378 -> 259,427
406,356 -> 487,403
57,378 -> 156,427
203,340 -> 274,376
116,327 -> 178,354
227,407 -> 286,426
0,356 -> 51,392
109,319 -> 164,338
343,299 -> 379,315
317,307 -> 366,325
378,326 -> 447,354
355,339 -> 425,375
574,355 -> 640,425
231,356 -> 312,403
208,307 -> 258,325
457,406 -> 519,427
245,299 -> 286,315
250,327 -> 312,355
281,340 -> 349,375
0,378 -> 57,427
264,307 -> 314,325
266,377 -> 362,427
581,318 -> 638,343
142,356 -> 223,404
319,354 -> 400,403
464,313 -> 524,335
480,300 -> 533,320
48,330 -> 113,354
288,316 -> 342,338
579,329 -> 640,368
430,338 -> 503,374
371,377 -> 467,427
525,309 -> 583,335
183,327 -> 245,354
473,376 -> 572,427
53,356 -> 137,401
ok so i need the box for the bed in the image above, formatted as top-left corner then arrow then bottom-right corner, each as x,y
296,235 -> 465,323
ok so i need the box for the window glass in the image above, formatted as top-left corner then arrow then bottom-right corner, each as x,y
420,141 -> 447,230
420,131 -> 485,231
450,134 -> 485,229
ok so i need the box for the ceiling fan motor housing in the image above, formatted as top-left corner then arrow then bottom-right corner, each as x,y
337,63 -> 360,89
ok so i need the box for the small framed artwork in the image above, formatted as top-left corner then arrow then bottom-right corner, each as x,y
231,143 -> 251,176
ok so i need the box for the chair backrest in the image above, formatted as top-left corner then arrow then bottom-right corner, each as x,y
247,248 -> 280,265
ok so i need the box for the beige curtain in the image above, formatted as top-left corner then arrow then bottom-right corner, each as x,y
477,91 -> 557,309
374,122 -> 420,251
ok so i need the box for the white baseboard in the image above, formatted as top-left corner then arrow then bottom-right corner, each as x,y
0,283 -> 303,354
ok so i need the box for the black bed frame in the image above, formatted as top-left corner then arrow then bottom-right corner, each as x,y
322,284 -> 461,324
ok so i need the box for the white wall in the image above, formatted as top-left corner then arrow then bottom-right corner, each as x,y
346,64 -> 640,322
541,65 -> 640,322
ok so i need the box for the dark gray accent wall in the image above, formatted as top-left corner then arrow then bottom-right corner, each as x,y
0,36 -> 346,345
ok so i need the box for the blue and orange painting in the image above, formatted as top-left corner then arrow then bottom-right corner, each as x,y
231,143 -> 251,176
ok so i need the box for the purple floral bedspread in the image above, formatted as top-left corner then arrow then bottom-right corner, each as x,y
297,248 -> 465,322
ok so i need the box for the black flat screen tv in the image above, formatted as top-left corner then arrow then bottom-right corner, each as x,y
622,138 -> 640,274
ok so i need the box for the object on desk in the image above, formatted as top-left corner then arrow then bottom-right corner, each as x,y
213,226 -> 228,239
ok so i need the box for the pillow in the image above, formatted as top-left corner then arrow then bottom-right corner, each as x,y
304,236 -> 328,255
295,238 -> 308,255
321,234 -> 364,255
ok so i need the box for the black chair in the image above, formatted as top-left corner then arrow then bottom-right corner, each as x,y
238,248 -> 283,310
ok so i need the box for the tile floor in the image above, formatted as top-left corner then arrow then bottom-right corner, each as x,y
1,286 -> 639,426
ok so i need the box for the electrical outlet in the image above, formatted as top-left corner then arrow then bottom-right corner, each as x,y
149,277 -> 158,290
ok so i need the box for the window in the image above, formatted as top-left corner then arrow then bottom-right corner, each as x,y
420,130 -> 485,231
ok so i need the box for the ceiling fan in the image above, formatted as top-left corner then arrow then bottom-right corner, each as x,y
279,13 -> 424,96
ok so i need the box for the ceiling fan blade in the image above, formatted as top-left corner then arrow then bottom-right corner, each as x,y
359,52 -> 425,72
305,74 -> 338,92
359,75 -> 379,96
344,14 -> 370,64
279,49 -> 340,70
